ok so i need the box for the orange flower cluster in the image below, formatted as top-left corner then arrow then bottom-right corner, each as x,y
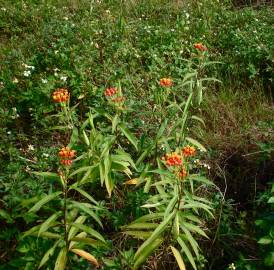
182,145 -> 196,157
178,167 -> 187,178
104,87 -> 118,97
58,147 -> 76,166
163,152 -> 182,166
52,88 -> 70,103
112,96 -> 126,103
160,78 -> 173,87
194,43 -> 207,52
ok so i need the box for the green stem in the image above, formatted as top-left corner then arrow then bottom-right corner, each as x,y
63,173 -> 68,250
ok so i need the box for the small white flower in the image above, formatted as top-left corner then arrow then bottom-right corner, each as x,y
28,145 -> 35,151
28,108 -> 33,111
42,153 -> 49,158
171,29 -> 175,32
63,16 -> 69,21
54,50 -> 59,54
12,78 -> 19,83
41,78 -> 48,84
7,131 -> 11,135
53,68 -> 59,72
23,70 -> 31,77
1,7 -> 7,11
60,76 -> 67,82
106,9 -> 110,13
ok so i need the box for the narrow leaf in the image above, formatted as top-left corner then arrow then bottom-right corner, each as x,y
170,246 -> 186,270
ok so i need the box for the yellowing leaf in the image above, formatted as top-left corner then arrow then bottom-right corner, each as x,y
125,178 -> 139,185
170,246 -> 186,270
71,249 -> 99,268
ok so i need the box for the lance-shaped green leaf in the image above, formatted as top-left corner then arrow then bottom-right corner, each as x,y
131,212 -> 165,223
69,186 -> 98,205
119,123 -> 139,151
177,237 -> 197,270
134,211 -> 175,262
38,212 -> 61,237
68,216 -> 87,240
170,245 -> 186,270
71,201 -> 103,228
28,192 -> 62,213
123,230 -> 153,240
133,238 -> 163,269
38,240 -> 60,269
54,247 -> 67,270
122,222 -> 158,230
70,223 -> 106,243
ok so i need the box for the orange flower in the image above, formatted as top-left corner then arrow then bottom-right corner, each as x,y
52,88 -> 70,103
160,78 -> 173,87
58,147 -> 76,159
59,146 -> 76,166
104,87 -> 118,97
178,168 -> 187,179
60,159 -> 73,166
182,145 -> 196,157
194,43 -> 207,52
164,152 -> 182,166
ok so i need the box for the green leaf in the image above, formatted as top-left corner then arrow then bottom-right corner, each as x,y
38,212 -> 61,237
268,197 -> 274,204
112,114 -> 120,133
131,213 -> 165,223
182,222 -> 208,239
185,137 -> 206,152
68,216 -> 87,240
68,127 -> 79,148
164,195 -> 178,219
38,240 -> 60,269
119,123 -> 139,151
191,115 -> 205,127
82,130 -> 90,146
170,245 -> 186,270
70,237 -> 107,247
69,187 -> 98,205
28,192 -> 62,213
0,209 -> 12,223
122,223 -> 158,230
258,236 -> 272,245
180,228 -> 199,257
177,237 -> 197,270
187,175 -> 214,186
156,119 -> 168,140
133,238 -> 163,269
134,211 -> 175,261
70,223 -> 106,243
104,156 -> 113,197
71,201 -> 103,228
54,247 -> 67,270
124,231 -> 153,240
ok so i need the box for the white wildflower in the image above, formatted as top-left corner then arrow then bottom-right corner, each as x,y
12,78 -> 19,83
42,153 -> 49,158
63,16 -> 69,21
1,7 -> 7,11
41,78 -> 48,84
23,70 -> 31,77
60,76 -> 67,82
28,145 -> 35,151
